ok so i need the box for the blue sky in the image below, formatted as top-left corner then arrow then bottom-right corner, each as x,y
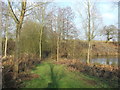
53,0 -> 118,40
54,0 -> 118,26
97,1 -> 118,26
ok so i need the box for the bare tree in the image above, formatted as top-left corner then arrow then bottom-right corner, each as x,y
77,0 -> 101,64
1,2 -> 8,58
8,0 -> 27,79
4,14 -> 9,58
56,9 -> 61,61
33,2 -> 50,60
71,29 -> 78,59
2,4 -> 12,58
102,25 -> 117,43
7,0 -> 49,79
56,7 -> 76,59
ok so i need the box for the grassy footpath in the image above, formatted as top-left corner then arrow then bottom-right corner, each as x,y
23,61 -> 110,88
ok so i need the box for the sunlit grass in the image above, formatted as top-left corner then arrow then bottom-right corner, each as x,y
23,61 -> 110,88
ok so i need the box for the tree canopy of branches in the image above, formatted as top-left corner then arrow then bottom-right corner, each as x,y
102,25 -> 117,42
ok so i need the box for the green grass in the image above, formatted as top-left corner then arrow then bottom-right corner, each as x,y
23,61 -> 110,88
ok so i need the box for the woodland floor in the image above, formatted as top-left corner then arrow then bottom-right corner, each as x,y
22,60 -> 113,88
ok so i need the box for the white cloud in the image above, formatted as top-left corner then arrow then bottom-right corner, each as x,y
102,13 -> 114,19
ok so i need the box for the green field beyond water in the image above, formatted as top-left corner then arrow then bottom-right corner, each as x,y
23,61 -> 110,88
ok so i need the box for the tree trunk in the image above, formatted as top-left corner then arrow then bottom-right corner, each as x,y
56,36 -> 59,61
13,2 -> 26,79
4,13 -> 9,58
4,29 -> 8,58
106,58 -> 109,65
106,34 -> 109,43
13,24 -> 20,80
8,0 -> 26,80
87,0 -> 91,64
87,41 -> 90,64
39,7 -> 45,60
39,27 -> 42,60
73,40 -> 75,59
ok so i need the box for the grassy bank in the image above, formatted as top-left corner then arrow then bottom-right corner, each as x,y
22,60 -> 112,88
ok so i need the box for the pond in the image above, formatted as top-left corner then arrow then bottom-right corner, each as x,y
80,56 -> 118,66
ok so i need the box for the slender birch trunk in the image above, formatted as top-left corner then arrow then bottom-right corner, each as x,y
39,6 -> 45,60
39,27 -> 43,60
4,31 -> 8,57
87,41 -> 90,64
4,24 -> 8,58
87,0 -> 91,64
4,8 -> 9,58
56,35 -> 59,61
73,39 -> 75,59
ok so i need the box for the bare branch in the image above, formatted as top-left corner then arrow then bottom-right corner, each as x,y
26,2 -> 50,12
8,0 -> 19,24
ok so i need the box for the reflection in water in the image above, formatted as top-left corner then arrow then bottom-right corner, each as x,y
80,56 -> 118,66
106,58 -> 109,65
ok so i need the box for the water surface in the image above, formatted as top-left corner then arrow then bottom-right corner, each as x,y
80,56 -> 118,66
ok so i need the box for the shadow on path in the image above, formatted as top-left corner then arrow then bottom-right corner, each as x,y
47,64 -> 58,88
